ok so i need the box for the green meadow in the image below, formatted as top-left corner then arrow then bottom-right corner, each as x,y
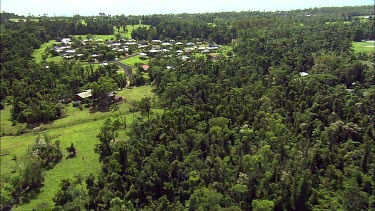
120,55 -> 149,66
114,24 -> 151,39
73,34 -> 116,41
352,41 -> 375,54
73,23 -> 151,41
32,40 -> 61,63
1,85 -> 157,209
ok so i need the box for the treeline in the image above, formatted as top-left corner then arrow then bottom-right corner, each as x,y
50,6 -> 375,211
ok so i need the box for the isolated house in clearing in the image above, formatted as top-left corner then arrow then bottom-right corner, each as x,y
75,89 -> 93,101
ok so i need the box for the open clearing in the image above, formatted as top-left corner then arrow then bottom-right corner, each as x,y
352,41 -> 375,54
114,24 -> 150,39
120,55 -> 149,66
32,40 -> 61,63
1,85 -> 157,210
72,34 -> 116,41
73,24 -> 151,41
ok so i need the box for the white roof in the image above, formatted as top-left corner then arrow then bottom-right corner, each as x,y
125,42 -> 137,45
139,52 -> 147,56
175,42 -> 183,45
66,49 -> 76,53
77,89 -> 92,99
162,42 -> 172,46
61,38 -> 71,44
149,49 -> 159,53
300,72 -> 309,77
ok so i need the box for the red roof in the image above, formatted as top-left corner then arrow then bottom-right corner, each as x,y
142,65 -> 150,71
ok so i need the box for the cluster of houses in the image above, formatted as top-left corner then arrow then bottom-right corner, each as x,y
53,37 -> 221,61
140,39 -> 221,58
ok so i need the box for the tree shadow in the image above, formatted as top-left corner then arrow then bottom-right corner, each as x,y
66,153 -> 76,159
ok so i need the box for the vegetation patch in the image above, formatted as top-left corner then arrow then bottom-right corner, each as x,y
120,55 -> 149,66
32,40 -> 59,63
352,41 -> 375,54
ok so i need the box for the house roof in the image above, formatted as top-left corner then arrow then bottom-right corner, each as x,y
142,65 -> 150,71
76,89 -> 92,99
300,72 -> 309,77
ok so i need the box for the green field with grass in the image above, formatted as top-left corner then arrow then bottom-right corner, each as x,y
120,55 -> 149,66
73,34 -> 116,41
73,24 -> 150,41
1,85 -> 157,210
352,41 -> 375,54
114,24 -> 151,39
32,40 -> 60,63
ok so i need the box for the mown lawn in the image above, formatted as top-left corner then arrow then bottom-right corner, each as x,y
352,41 -> 375,54
1,85 -> 157,210
120,55 -> 149,66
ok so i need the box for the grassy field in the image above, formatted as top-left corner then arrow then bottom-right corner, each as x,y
32,40 -> 60,63
73,34 -> 116,41
352,41 -> 375,54
120,55 -> 149,66
114,24 -> 151,39
73,24 -> 150,41
1,85 -> 157,209
0,105 -> 28,136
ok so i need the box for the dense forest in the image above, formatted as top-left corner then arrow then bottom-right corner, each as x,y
1,5 -> 374,210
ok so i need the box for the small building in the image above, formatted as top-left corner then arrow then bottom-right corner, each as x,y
151,39 -> 161,43
142,65 -> 150,71
201,49 -> 210,54
162,42 -> 172,46
182,55 -> 189,60
299,72 -> 309,77
149,49 -> 159,54
61,38 -> 71,44
125,42 -> 137,45
75,89 -> 93,101
65,49 -> 76,54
